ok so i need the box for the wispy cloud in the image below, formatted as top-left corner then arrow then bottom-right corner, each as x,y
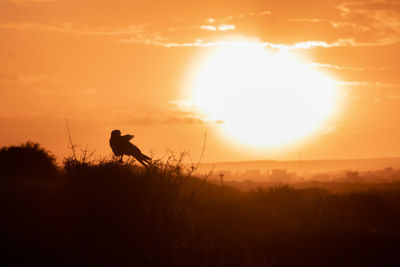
0,73 -> 18,82
112,102 -> 204,126
3,20 -> 391,49
288,17 -> 371,32
337,0 -> 400,16
3,4 -> 398,49
199,24 -> 235,31
0,72 -> 61,85
330,21 -> 371,32
80,88 -> 98,96
288,18 -> 328,23
18,74 -> 61,85
325,37 -> 398,47
285,0 -> 400,47
157,10 -> 269,35
210,10 -> 272,24
258,10 -> 272,16
309,63 -> 368,71
386,94 -> 400,100
1,0 -> 55,5
217,24 -> 235,31
112,100 -> 223,126
308,63 -> 398,71
337,80 -> 400,88
199,25 -> 218,31
336,0 -> 400,45
0,22 -> 146,35
0,72 -> 63,96
119,37 -> 369,50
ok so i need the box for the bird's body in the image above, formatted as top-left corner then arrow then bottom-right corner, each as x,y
109,130 -> 151,166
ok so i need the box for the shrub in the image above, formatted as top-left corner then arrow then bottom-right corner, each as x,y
0,142 -> 57,179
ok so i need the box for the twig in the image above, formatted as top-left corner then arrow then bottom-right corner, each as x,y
192,131 -> 207,174
65,119 -> 77,161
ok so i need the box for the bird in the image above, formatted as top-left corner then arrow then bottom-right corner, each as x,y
109,129 -> 151,166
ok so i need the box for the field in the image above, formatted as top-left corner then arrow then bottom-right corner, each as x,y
1,143 -> 400,266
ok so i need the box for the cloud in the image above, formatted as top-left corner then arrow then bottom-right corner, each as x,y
208,10 -> 271,25
288,16 -> 372,36
0,72 -> 61,85
0,22 -> 146,35
0,0 -> 56,6
0,73 -> 18,82
32,87 -> 62,96
5,19 -> 388,50
112,102 -> 204,126
335,0 -> 400,45
80,88 -> 98,95
1,0 -> 55,4
330,21 -> 371,32
308,63 -> 367,71
17,74 -> 61,85
285,1 -> 400,47
386,94 -> 400,100
336,81 -> 400,88
218,24 -> 235,31
0,72 -> 63,96
112,100 -> 223,126
283,40 -> 341,49
308,63 -> 398,71
119,37 -> 363,50
258,10 -> 272,16
199,24 -> 235,31
3,5 -> 398,49
288,18 -> 328,23
200,25 -> 218,31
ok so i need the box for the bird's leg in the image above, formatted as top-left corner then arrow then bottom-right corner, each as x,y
142,154 -> 152,164
137,158 -> 147,167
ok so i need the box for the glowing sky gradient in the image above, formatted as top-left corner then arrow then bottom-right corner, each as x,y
1,0 -> 400,162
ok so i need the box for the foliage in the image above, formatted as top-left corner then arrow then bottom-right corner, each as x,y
0,142 -> 57,179
1,143 -> 400,266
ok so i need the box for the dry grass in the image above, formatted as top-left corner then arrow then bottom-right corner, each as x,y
1,143 -> 400,266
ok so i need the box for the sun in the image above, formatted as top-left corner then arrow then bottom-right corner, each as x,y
189,43 -> 337,148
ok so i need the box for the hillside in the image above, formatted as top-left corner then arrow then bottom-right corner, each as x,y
199,157 -> 400,173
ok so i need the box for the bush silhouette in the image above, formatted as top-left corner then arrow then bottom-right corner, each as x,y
0,142 -> 57,179
1,143 -> 400,266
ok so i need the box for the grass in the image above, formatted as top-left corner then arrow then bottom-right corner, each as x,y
1,142 -> 400,266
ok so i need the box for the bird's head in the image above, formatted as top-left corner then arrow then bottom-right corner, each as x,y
111,129 -> 121,137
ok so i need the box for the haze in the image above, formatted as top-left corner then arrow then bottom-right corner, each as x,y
1,0 -> 400,162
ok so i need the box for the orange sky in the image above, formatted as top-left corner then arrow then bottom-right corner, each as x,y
1,0 -> 400,162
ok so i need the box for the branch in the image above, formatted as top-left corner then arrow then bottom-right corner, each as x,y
65,119 -> 77,161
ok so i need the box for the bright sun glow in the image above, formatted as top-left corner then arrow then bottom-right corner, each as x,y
190,43 -> 337,148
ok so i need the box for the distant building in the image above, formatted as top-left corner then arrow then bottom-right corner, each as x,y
241,169 -> 261,179
346,171 -> 359,179
346,171 -> 363,182
269,169 -> 297,182
311,173 -> 331,181
270,169 -> 287,178
376,167 -> 394,178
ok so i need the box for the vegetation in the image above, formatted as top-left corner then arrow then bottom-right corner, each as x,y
1,143 -> 400,266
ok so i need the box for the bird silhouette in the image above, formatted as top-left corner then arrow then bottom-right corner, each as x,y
109,129 -> 151,166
